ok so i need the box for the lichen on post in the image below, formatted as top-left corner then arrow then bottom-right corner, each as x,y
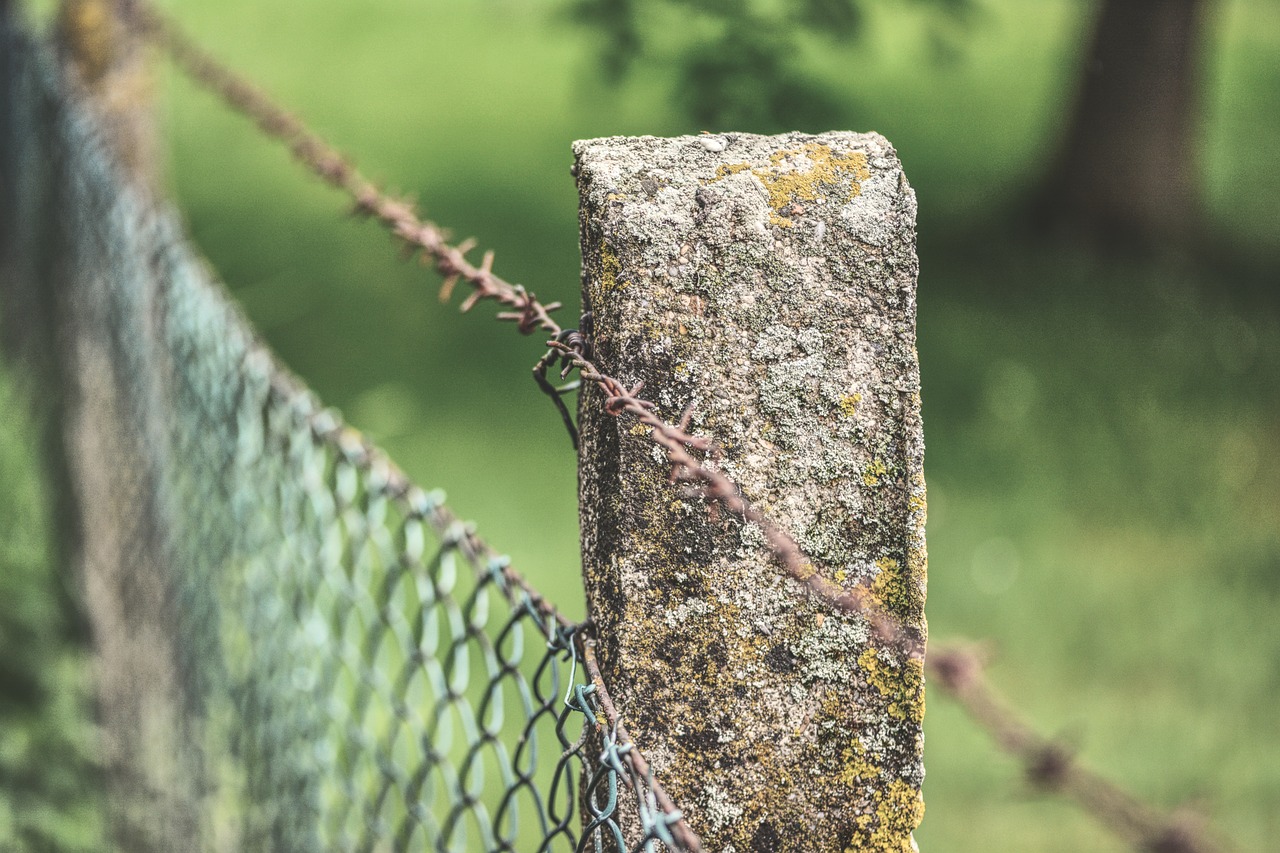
575,132 -> 926,852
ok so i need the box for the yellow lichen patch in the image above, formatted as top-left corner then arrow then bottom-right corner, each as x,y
838,740 -> 881,788
857,648 -> 891,696
868,780 -> 924,852
906,544 -> 927,579
842,764 -> 923,852
872,556 -> 922,619
862,458 -> 888,487
838,393 -> 862,419
858,647 -> 925,724
758,144 -> 870,225
708,143 -> 872,227
834,568 -> 848,584
714,163 -> 752,180
600,247 -> 622,292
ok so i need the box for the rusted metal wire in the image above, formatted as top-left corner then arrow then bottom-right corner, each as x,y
581,637 -> 703,853
927,645 -> 1228,853
548,339 -> 923,660
128,0 -> 918,659
120,8 -> 1235,851
129,2 -> 563,342
532,323 -> 591,451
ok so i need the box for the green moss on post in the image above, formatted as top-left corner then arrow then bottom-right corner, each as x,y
575,133 -> 926,852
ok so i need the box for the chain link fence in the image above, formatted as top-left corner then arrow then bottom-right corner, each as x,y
4,5 -> 1233,852
0,14 -> 692,851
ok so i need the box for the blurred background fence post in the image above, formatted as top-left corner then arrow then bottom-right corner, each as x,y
575,133 -> 928,851
3,5 -> 203,848
55,0 -> 155,185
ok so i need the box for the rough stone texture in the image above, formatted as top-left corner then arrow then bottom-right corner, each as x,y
575,133 -> 927,852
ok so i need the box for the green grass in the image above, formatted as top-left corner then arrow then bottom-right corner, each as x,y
914,257 -> 1280,849
6,0 -> 1280,849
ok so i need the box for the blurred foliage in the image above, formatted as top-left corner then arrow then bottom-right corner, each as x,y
571,0 -> 974,130
0,374 -> 103,852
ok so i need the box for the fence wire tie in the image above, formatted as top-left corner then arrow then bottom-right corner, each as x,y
550,619 -> 586,709
568,683 -> 598,728
485,554 -> 513,591
638,763 -> 681,847
441,519 -> 467,551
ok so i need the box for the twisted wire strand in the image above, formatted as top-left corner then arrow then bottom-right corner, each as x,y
130,1 -> 917,659
123,7 -> 1231,851
132,3 -> 563,340
927,646 -> 1227,853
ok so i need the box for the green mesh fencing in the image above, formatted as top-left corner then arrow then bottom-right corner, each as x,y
0,14 -> 691,852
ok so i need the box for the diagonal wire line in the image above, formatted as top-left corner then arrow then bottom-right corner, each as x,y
104,7 -> 1232,851
127,0 -> 917,660
928,646 -> 1227,853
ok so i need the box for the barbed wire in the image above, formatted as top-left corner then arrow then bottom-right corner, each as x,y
927,646 -> 1228,853
119,6 -> 1234,852
547,340 -> 922,659
131,3 -> 563,339
127,0 -> 917,658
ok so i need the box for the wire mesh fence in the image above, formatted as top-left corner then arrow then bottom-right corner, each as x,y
186,376 -> 587,852
0,14 -> 696,850
0,3 -> 1236,851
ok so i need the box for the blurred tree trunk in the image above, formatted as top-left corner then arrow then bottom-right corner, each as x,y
1034,0 -> 1212,250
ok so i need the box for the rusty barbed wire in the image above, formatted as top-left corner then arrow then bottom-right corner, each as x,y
548,340 -> 923,660
123,9 -> 1237,852
128,0 -> 917,659
927,645 -> 1228,853
129,2 -> 564,341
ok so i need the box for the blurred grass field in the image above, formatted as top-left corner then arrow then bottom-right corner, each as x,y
4,0 -> 1279,849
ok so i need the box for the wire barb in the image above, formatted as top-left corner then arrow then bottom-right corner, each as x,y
127,10 -> 1236,852
547,340 -> 922,659
128,2 -> 565,341
926,644 -> 1228,853
130,0 -> 917,658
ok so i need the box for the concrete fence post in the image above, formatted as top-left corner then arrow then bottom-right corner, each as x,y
575,133 -> 927,852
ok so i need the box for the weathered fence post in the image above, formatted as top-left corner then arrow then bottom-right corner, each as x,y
56,0 -> 156,183
576,133 -> 927,851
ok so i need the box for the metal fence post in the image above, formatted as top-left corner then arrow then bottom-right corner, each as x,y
575,133 -> 927,852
